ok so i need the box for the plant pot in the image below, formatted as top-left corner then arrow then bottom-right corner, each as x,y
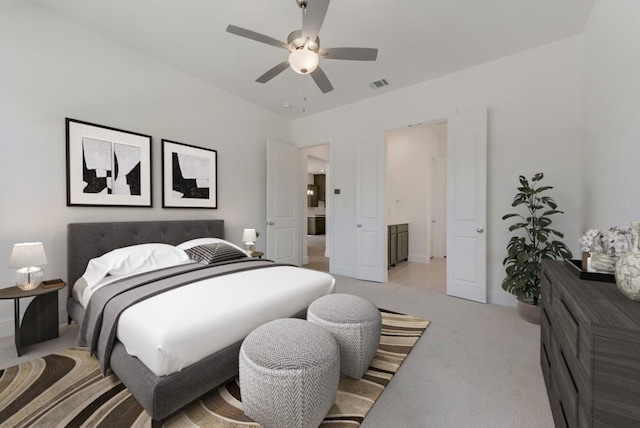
516,299 -> 541,324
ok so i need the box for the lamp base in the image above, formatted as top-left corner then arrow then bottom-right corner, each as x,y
16,267 -> 44,291
244,242 -> 255,255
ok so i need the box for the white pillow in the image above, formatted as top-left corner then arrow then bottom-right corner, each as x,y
81,243 -> 190,289
177,237 -> 249,256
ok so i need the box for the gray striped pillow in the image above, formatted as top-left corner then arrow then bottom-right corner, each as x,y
185,243 -> 248,264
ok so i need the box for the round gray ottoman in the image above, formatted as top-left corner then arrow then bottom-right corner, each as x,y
239,318 -> 340,428
307,293 -> 381,380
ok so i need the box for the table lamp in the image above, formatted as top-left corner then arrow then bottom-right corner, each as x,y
242,229 -> 257,255
9,242 -> 48,290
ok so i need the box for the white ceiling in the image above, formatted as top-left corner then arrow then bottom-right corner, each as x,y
31,0 -> 595,119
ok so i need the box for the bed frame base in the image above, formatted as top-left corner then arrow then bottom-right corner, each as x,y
67,220 -> 309,426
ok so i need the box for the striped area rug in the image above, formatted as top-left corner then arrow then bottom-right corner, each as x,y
0,311 -> 429,427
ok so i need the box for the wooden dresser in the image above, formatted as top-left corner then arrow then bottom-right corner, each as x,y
540,260 -> 640,427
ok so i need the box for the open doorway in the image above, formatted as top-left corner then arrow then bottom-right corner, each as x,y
385,121 -> 447,293
302,144 -> 330,272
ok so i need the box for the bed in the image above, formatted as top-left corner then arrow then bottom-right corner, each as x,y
66,220 -> 335,427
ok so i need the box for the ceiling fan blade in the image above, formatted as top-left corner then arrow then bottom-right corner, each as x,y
322,47 -> 378,61
226,25 -> 287,49
301,0 -> 330,41
311,66 -> 334,93
256,61 -> 290,83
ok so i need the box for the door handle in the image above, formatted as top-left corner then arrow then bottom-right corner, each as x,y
476,227 -> 484,233
268,221 -> 275,226
357,224 -> 362,228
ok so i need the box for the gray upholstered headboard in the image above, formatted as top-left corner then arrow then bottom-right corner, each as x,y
67,220 -> 225,288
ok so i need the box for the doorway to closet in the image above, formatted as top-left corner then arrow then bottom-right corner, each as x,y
385,121 -> 447,294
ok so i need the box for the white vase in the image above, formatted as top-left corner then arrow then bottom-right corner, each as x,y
614,222 -> 640,301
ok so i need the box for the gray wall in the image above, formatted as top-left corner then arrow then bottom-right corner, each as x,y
581,1 -> 640,229
0,0 -> 291,335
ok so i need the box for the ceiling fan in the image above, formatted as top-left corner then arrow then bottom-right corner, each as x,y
226,0 -> 378,94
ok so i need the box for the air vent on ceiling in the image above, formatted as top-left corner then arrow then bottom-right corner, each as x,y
369,78 -> 390,90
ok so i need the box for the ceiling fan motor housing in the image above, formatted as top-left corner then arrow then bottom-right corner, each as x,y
287,30 -> 320,52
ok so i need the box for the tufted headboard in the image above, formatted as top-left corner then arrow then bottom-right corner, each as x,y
67,220 -> 225,289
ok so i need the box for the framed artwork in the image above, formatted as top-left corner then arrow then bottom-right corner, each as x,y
162,139 -> 218,209
66,118 -> 152,207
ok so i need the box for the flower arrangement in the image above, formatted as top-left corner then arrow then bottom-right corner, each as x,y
595,227 -> 633,257
580,227 -> 634,272
579,229 -> 599,253
580,227 -> 633,256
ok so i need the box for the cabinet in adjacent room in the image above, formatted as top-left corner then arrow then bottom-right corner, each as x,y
313,174 -> 326,202
308,216 -> 325,235
388,223 -> 408,268
307,185 -> 319,207
540,260 -> 640,428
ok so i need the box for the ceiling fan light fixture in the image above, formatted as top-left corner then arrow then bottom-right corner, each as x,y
288,48 -> 319,74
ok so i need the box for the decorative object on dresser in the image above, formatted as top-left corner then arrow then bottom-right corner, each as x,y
66,118 -> 152,207
564,259 -> 615,283
579,228 -> 599,270
501,173 -> 572,323
242,228 -> 258,255
581,226 -> 633,273
9,242 -> 47,290
540,260 -> 640,427
614,221 -> 640,301
161,139 -> 217,208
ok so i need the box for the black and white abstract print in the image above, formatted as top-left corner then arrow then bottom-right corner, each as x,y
82,137 -> 141,195
171,152 -> 209,199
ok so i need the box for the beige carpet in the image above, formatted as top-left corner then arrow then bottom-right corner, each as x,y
0,311 -> 429,427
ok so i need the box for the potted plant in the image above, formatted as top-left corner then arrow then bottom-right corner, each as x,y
502,173 -> 572,323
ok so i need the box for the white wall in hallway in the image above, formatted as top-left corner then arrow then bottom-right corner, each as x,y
386,124 -> 447,264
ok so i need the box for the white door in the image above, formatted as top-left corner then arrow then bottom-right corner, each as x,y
266,139 -> 299,265
446,108 -> 487,302
356,133 -> 386,282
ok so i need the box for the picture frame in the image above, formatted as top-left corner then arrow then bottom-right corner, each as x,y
161,139 -> 218,209
66,118 -> 152,207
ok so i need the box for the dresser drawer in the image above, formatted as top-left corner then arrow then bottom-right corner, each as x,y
541,270 -> 552,306
556,296 -> 580,360
552,335 -> 580,428
541,307 -> 551,350
541,340 -> 552,389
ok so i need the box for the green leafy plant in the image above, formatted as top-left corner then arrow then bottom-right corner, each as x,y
502,173 -> 572,304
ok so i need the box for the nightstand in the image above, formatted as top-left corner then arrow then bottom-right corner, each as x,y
0,280 -> 66,356
252,251 -> 264,258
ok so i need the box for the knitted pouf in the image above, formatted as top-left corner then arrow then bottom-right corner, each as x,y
307,293 -> 381,379
239,318 -> 340,428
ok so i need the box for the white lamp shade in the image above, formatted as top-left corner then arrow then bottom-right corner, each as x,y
288,48 -> 319,74
9,242 -> 47,268
242,229 -> 257,243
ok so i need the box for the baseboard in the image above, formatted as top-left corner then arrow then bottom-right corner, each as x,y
408,255 -> 429,264
488,290 -> 517,307
302,256 -> 309,265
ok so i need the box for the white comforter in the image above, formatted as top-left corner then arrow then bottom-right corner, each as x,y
102,265 -> 334,376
